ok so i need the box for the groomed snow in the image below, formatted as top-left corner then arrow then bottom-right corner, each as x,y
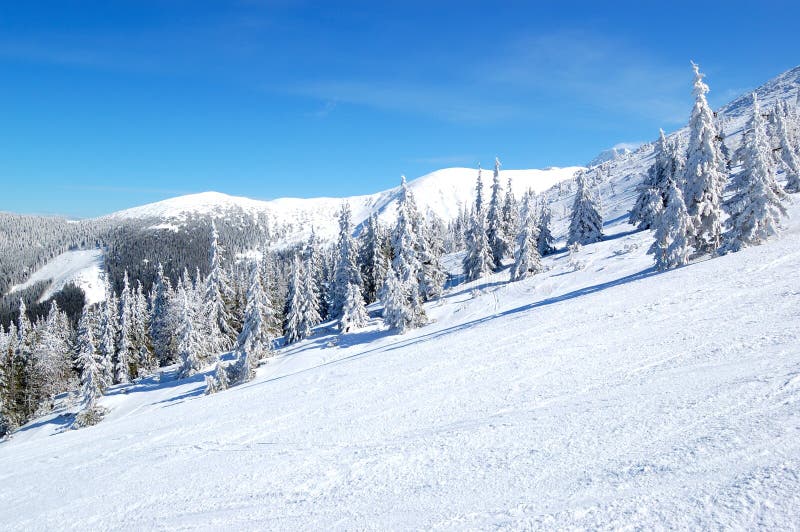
2,197 -> 799,529
8,249 -> 106,305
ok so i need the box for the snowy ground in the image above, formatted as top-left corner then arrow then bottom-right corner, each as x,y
2,196 -> 800,529
8,249 -> 106,305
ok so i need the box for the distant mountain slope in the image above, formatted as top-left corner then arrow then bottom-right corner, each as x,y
9,249 -> 106,305
105,166 -> 583,244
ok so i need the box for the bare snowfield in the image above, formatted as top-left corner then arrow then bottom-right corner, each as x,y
9,249 -> 106,305
2,196 -> 799,529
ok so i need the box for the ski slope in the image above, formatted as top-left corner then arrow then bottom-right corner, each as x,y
8,249 -> 106,305
2,195 -> 799,529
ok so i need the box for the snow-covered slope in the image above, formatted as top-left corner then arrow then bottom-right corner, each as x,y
3,196 -> 800,529
105,166 -> 582,243
9,249 -> 105,305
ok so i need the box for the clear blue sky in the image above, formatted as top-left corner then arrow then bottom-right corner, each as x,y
2,0 -> 799,218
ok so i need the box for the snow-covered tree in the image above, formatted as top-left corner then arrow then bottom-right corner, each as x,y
501,175 -> 519,251
175,285 -> 201,379
419,211 -> 447,301
204,222 -> 236,353
486,157 -> 511,268
536,200 -> 556,256
114,272 -> 133,384
380,268 -> 411,332
283,255 -> 313,345
229,262 -> 273,386
204,358 -> 229,395
511,192 -> 543,281
774,100 -> 800,193
149,263 -> 173,366
384,176 -> 426,330
463,165 -> 495,281
567,170 -> 603,245
339,282 -> 369,332
722,94 -> 788,253
630,130 -> 684,230
74,307 -> 102,407
683,62 -> 727,254
359,214 -> 388,304
649,180 -> 692,271
330,203 -> 365,320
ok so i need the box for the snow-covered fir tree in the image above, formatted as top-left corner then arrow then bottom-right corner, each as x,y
204,222 -> 236,353
419,210 -> 447,302
74,307 -> 103,408
649,179 -> 693,271
383,176 -> 426,331
501,175 -> 519,249
359,214 -> 388,304
132,280 -> 155,374
630,130 -> 684,230
229,262 -> 273,386
568,170 -> 604,245
339,282 -> 369,332
380,268 -> 412,332
683,62 -> 727,254
114,272 -> 133,384
536,200 -> 556,256
283,254 -> 313,345
511,192 -> 543,281
149,263 -> 174,366
463,165 -> 495,281
486,157 -> 511,269
175,285 -> 201,379
331,203 -> 365,320
722,94 -> 788,253
774,100 -> 800,193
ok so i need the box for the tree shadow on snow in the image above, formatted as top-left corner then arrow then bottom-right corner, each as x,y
245,266 -> 659,390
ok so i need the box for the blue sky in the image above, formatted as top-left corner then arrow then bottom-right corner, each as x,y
1,0 -> 799,218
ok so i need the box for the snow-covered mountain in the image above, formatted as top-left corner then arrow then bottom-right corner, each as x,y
586,144 -> 637,167
105,166 -> 582,244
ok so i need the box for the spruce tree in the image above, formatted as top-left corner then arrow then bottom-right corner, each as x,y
502,175 -> 519,250
774,100 -> 800,193
359,214 -> 387,304
176,286 -> 201,379
649,180 -> 692,271
331,203 -> 365,320
381,268 -> 411,332
511,192 -> 543,281
419,211 -> 447,302
486,157 -> 511,268
283,255 -> 308,345
386,176 -> 426,329
230,262 -> 273,385
114,272 -> 133,384
536,201 -> 556,256
74,307 -> 102,407
722,94 -> 788,253
683,62 -> 727,254
339,282 -> 369,332
204,222 -> 236,353
149,263 -> 173,366
463,165 -> 495,281
567,170 -> 604,245
630,130 -> 684,230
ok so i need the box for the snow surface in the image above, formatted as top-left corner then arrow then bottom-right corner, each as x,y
3,65 -> 800,530
3,194 -> 800,529
8,249 -> 106,305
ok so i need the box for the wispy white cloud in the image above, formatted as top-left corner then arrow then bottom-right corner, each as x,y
288,80 -> 519,123
487,30 -> 690,125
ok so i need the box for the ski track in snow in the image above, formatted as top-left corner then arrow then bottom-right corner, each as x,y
2,196 -> 800,530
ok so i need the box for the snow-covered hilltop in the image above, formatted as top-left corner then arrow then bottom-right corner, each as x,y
105,166 -> 582,243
